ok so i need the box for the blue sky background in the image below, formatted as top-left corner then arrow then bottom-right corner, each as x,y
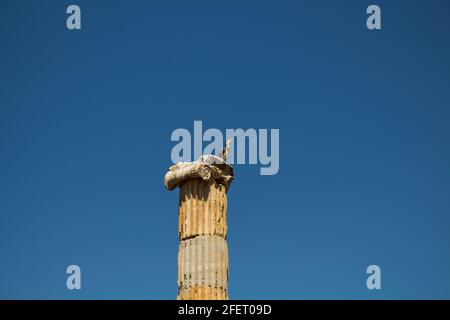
1,0 -> 450,299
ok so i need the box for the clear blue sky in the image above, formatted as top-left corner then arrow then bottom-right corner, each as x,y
1,0 -> 450,299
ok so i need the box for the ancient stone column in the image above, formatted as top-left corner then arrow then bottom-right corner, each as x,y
164,158 -> 234,300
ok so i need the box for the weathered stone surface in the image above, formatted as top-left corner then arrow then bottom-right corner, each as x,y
178,235 -> 229,290
178,179 -> 227,240
177,286 -> 228,300
164,161 -> 233,191
165,157 -> 233,300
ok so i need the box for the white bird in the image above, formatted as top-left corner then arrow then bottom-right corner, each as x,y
218,138 -> 232,162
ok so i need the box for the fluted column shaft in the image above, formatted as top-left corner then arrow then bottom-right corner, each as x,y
164,161 -> 233,300
177,179 -> 229,300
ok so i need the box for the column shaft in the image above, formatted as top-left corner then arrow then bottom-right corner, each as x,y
177,179 -> 229,300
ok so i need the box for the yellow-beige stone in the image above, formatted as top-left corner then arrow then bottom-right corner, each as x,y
164,159 -> 233,300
